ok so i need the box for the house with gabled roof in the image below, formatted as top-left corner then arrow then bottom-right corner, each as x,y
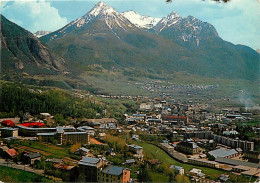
4,148 -> 18,159
97,165 -> 130,183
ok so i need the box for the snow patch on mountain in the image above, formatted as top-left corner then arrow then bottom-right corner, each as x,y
34,31 -> 51,37
156,12 -> 182,32
121,11 -> 160,29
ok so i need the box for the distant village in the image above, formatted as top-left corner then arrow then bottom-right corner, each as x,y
0,96 -> 260,182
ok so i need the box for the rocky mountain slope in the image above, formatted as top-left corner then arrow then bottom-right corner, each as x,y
1,14 -> 67,76
152,12 -> 260,80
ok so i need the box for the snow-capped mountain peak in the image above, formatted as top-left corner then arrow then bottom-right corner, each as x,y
167,12 -> 181,20
161,12 -> 181,27
121,10 -> 160,29
153,11 -> 182,32
48,1 -> 133,41
88,1 -> 117,17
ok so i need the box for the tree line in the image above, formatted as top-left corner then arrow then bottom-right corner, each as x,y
0,83 -> 103,119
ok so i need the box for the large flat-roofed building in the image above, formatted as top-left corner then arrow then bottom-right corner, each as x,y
78,157 -> 105,182
17,123 -> 56,137
215,157 -> 260,169
38,129 -> 89,145
34,126 -> 88,145
208,148 -> 238,159
97,165 -> 130,183
188,158 -> 220,168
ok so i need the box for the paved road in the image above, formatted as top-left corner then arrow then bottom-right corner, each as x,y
0,158 -> 44,175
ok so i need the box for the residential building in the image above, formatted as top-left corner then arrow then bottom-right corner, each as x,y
139,103 -> 151,111
184,131 -> 254,151
128,144 -> 143,157
75,147 -> 91,156
78,157 -> 105,182
176,140 -> 199,155
244,151 -> 260,163
4,148 -> 18,159
170,165 -> 184,175
1,120 -> 15,127
219,174 -> 230,182
40,113 -> 51,119
80,118 -> 117,128
125,159 -> 135,164
223,130 -> 238,136
77,126 -> 95,136
190,168 -> 205,177
97,165 -> 130,183
21,152 -> 41,165
162,115 -> 188,123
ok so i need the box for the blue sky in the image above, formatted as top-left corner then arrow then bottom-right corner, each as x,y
1,0 -> 260,50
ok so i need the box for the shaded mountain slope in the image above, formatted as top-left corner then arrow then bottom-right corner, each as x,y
0,14 -> 67,76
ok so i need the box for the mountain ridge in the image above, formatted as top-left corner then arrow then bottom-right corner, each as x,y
36,2 -> 259,81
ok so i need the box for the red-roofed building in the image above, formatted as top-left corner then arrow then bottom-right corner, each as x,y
19,122 -> 45,128
1,120 -> 15,127
5,148 -> 18,159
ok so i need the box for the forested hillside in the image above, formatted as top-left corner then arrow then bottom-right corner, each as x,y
0,84 -> 103,119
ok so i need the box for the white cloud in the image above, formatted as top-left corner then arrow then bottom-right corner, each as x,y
209,0 -> 260,49
1,0 -> 68,33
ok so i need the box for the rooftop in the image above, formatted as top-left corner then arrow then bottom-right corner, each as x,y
128,144 -> 142,149
78,157 -> 100,167
102,165 -> 127,176
170,165 -> 183,171
215,157 -> 260,169
5,148 -> 18,157
208,148 -> 238,158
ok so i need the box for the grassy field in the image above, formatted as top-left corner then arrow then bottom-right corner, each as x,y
79,70 -> 260,104
134,141 -> 252,182
80,70 -> 152,96
150,172 -> 169,182
10,140 -> 68,158
0,166 -> 50,182
9,140 -> 79,165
